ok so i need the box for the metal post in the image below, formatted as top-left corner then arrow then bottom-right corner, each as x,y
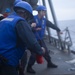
42,0 -> 51,43
48,0 -> 64,50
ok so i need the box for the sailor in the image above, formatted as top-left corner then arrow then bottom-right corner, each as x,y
0,2 -> 45,75
27,5 -> 62,74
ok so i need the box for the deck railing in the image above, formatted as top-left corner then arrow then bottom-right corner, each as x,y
46,26 -> 72,53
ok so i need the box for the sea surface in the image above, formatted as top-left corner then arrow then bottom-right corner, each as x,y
46,19 -> 75,50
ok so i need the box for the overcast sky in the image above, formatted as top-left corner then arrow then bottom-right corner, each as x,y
52,0 -> 75,21
38,0 -> 75,21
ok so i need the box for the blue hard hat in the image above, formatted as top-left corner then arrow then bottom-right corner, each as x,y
36,5 -> 46,11
14,1 -> 33,15
14,0 -> 22,5
5,8 -> 11,13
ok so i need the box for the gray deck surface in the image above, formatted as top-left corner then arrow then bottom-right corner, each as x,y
25,39 -> 75,75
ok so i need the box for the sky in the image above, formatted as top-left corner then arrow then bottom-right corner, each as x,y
37,0 -> 75,21
52,0 -> 75,21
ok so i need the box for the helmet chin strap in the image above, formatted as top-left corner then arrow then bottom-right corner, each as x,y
17,10 -> 32,21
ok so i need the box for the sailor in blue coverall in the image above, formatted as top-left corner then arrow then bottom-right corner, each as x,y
0,2 -> 44,75
27,5 -> 62,74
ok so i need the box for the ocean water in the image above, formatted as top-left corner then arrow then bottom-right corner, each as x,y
48,20 -> 75,50
58,20 -> 75,50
